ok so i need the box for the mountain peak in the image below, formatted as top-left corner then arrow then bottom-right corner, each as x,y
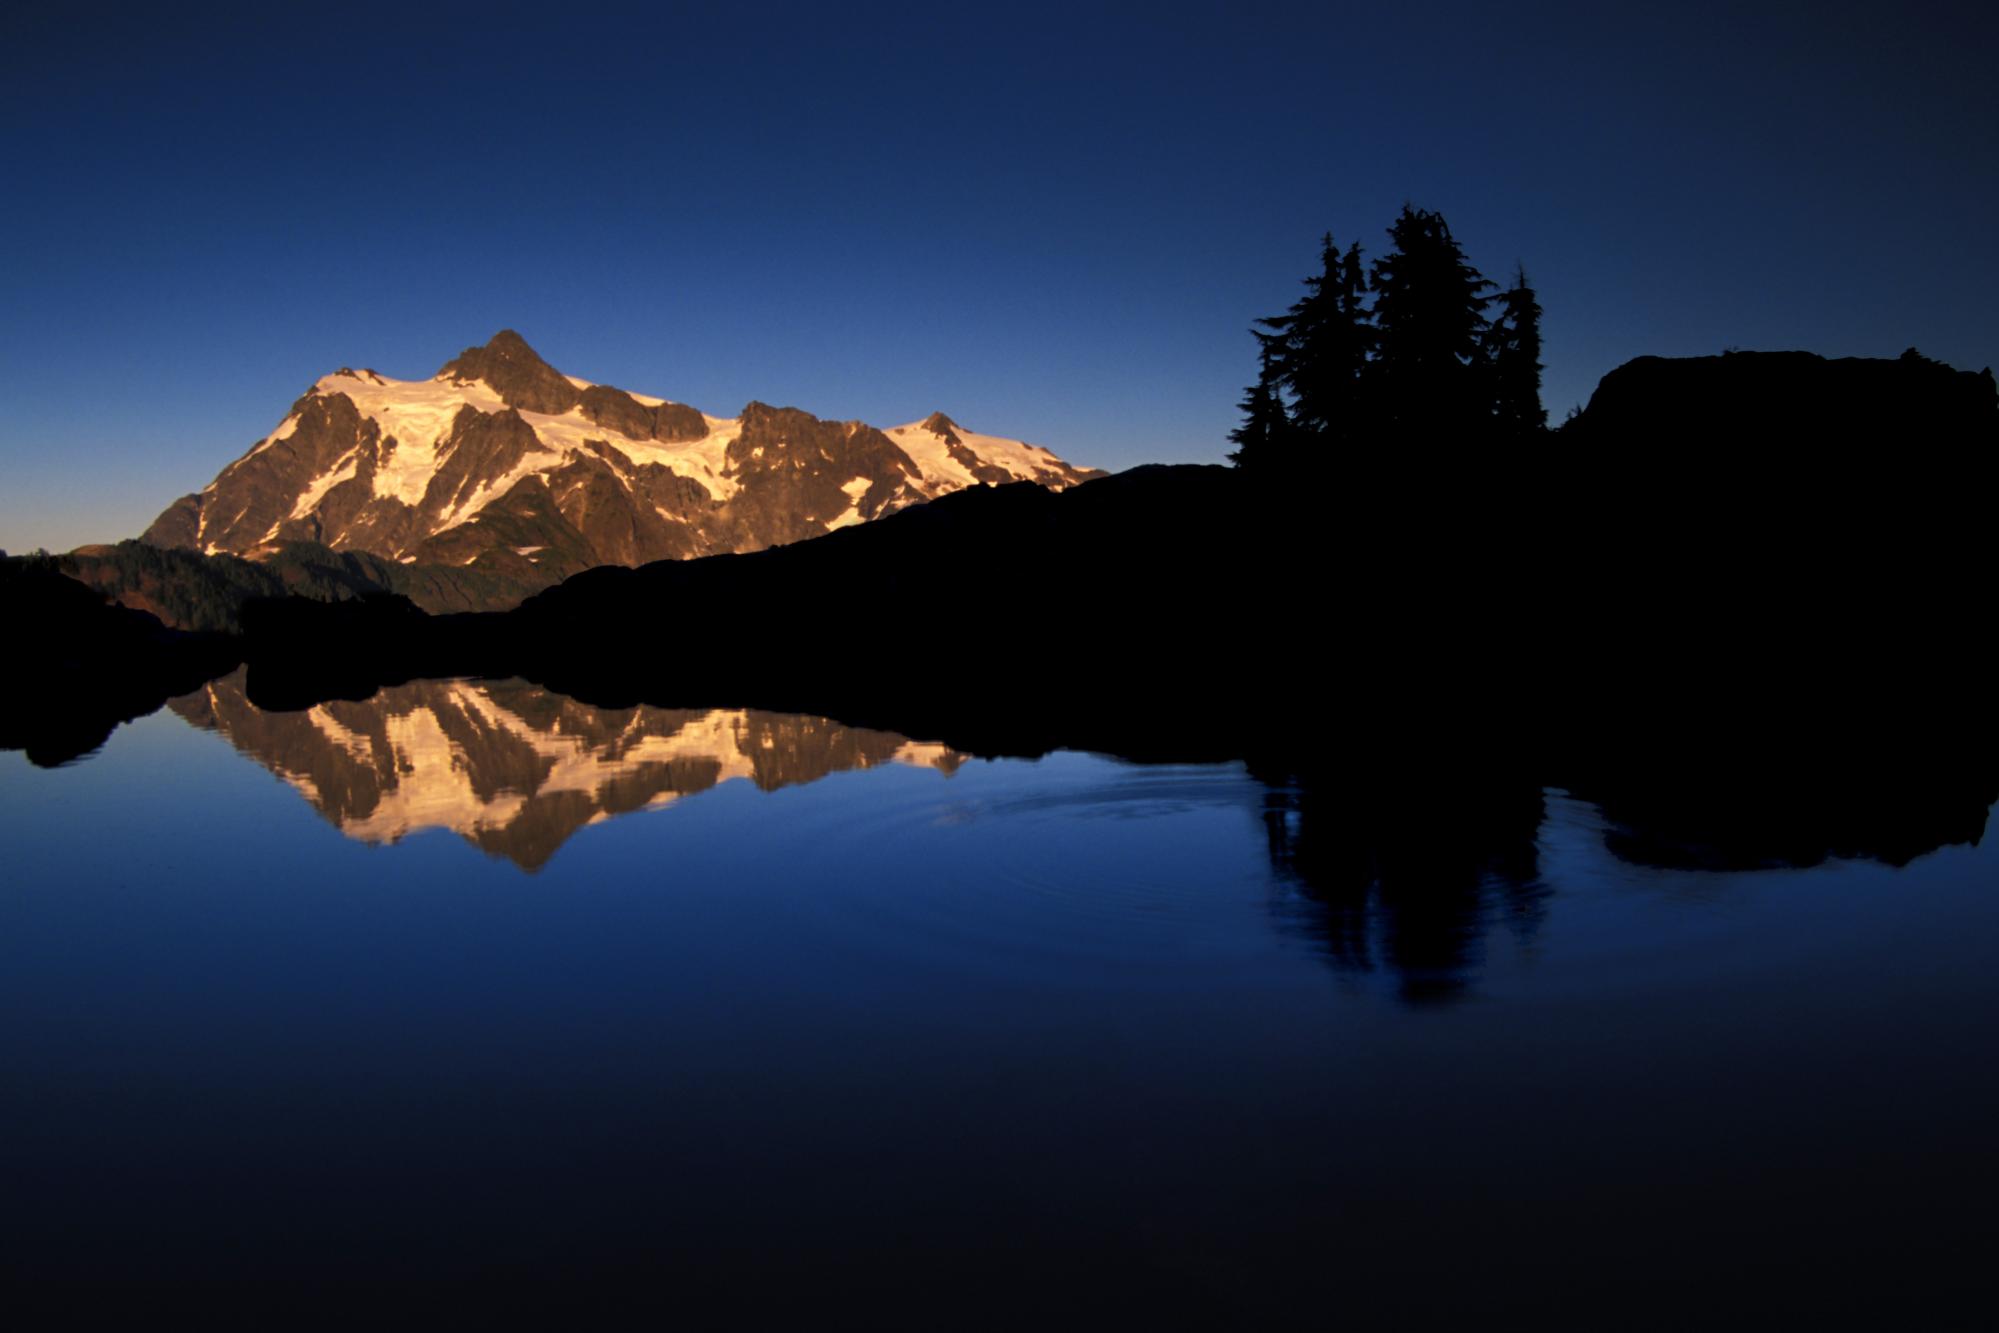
441,329 -> 550,373
483,329 -> 551,361
437,330 -> 580,416
141,334 -> 1103,601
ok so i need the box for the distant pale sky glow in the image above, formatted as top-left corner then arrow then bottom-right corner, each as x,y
2,0 -> 1994,550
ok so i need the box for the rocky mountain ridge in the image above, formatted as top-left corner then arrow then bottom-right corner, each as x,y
142,331 -> 1101,601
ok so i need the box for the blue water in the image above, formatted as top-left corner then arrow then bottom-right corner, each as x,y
3,694 -> 1996,1325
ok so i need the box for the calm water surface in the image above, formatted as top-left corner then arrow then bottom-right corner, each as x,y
3,677 -> 1995,1324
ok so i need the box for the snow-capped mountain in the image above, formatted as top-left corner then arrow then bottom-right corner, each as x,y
142,331 -> 1102,589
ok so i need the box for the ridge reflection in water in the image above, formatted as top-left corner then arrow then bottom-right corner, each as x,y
171,670 -> 967,870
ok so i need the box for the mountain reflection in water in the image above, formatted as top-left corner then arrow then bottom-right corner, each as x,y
159,674 -> 1999,1008
6,675 -> 1999,1325
171,671 -> 966,870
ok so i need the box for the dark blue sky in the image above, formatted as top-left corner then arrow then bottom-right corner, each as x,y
3,1 -> 1994,550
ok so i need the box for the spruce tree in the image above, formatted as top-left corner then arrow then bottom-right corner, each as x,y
1486,265 -> 1547,440
1368,206 -> 1495,442
1231,234 -> 1374,472
1269,235 -> 1373,441
1227,343 -> 1294,470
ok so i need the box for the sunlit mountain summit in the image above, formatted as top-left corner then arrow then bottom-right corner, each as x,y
170,672 -> 966,869
138,331 -> 1100,608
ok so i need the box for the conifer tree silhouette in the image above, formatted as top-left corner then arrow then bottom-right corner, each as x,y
1227,342 -> 1295,469
1368,206 -> 1495,443
1259,234 -> 1373,443
1231,206 -> 1527,469
1486,265 -> 1547,440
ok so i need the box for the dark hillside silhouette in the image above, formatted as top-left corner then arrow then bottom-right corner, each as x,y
54,537 -> 554,632
0,558 -> 240,764
1560,346 -> 1995,448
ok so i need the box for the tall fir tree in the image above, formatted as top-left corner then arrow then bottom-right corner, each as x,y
1231,234 -> 1373,472
1267,234 -> 1373,440
1227,342 -> 1294,470
1367,206 -> 1495,442
1230,207 -> 1534,466
1485,265 -> 1547,440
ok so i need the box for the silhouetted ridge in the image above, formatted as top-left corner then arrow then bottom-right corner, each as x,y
1562,348 -> 1998,446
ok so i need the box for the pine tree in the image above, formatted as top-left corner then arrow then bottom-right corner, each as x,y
1231,207 -> 1533,465
1486,265 -> 1547,440
1227,342 -> 1294,470
1269,235 -> 1373,440
1368,206 -> 1495,442
1230,235 -> 1374,473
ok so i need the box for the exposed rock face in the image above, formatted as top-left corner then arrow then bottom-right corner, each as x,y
921,411 -> 1015,485
174,391 -> 383,554
713,403 -> 920,549
577,384 -> 657,441
650,399 -> 709,443
920,411 -> 962,445
143,494 -> 202,549
437,329 -> 582,415
168,671 -> 966,870
142,331 -> 1103,608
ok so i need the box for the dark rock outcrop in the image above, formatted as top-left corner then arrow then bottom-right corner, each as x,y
919,411 -> 962,445
195,391 -> 383,553
918,411 -> 1013,484
421,406 -> 544,518
650,400 -> 708,442
140,493 -> 202,548
577,384 -> 656,440
438,329 -> 582,415
709,403 -> 920,549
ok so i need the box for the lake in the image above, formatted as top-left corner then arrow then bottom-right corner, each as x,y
4,673 -> 1995,1326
